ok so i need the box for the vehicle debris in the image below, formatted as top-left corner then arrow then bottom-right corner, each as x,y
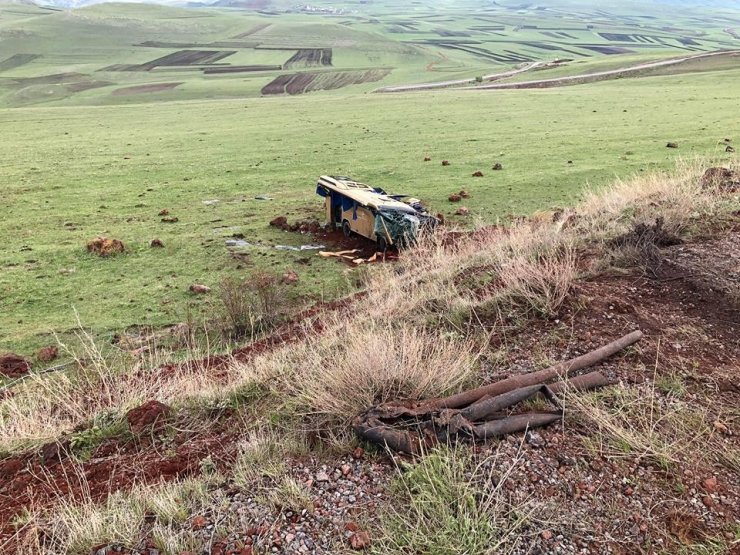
316,176 -> 437,251
319,249 -> 361,259
354,331 -> 643,454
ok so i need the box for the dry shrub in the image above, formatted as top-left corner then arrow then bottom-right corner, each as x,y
575,160 -> 730,244
19,478 -> 209,555
86,237 -> 125,257
218,271 -> 289,338
569,379 -> 712,470
493,226 -> 577,317
291,320 -> 478,435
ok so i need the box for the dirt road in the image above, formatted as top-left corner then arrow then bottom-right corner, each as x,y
469,49 -> 740,90
374,61 -> 543,93
376,50 -> 739,94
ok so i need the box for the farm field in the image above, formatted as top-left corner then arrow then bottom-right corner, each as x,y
1,0 -> 739,106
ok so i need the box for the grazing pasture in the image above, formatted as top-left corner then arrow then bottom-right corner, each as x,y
0,0 -> 738,355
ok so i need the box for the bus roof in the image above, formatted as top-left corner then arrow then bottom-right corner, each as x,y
317,175 -> 416,213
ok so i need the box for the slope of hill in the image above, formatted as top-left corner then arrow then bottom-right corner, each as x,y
0,161 -> 738,554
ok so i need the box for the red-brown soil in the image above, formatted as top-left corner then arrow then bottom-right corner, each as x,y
0,354 -> 30,378
125,400 -> 172,434
86,236 -> 125,256
1,229 -> 737,552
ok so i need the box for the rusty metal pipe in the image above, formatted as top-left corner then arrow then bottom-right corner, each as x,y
472,412 -> 562,440
429,330 -> 642,410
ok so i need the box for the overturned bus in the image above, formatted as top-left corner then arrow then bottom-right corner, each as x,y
316,175 -> 437,250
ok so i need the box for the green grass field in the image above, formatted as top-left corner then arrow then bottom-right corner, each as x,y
1,0 -> 739,357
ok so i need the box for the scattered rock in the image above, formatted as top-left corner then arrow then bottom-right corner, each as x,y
161,217 -> 179,223
189,284 -> 211,294
191,515 -> 208,530
39,440 -> 71,464
150,238 -> 164,248
349,531 -> 371,550
86,237 -> 125,257
441,160 -> 450,166
492,163 -> 503,170
158,209 -> 170,216
0,353 -> 31,378
448,194 -> 462,203
472,171 -> 484,177
270,216 -> 289,230
541,530 -> 554,541
459,190 -> 470,199
37,345 -> 58,363
352,447 -> 364,460
666,142 -> 679,149
345,522 -> 359,532
282,270 -> 299,285
526,430 -> 546,448
702,495 -> 714,508
455,207 -> 470,216
726,145 -> 736,153
702,477 -> 719,493
423,157 -> 431,162
126,400 -> 172,434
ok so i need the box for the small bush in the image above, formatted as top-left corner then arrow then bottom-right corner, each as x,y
292,321 -> 478,438
218,271 -> 289,338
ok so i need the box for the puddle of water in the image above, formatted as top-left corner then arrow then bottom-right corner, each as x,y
226,239 -> 250,248
275,244 -> 325,252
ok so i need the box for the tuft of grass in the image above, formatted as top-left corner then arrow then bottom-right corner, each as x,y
20,478 -> 210,555
373,446 -> 532,555
570,377 -> 712,470
218,271 -> 292,339
291,320 -> 479,439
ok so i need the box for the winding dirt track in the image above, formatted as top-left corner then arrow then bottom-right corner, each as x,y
468,49 -> 740,90
374,61 -> 543,93
376,50 -> 740,94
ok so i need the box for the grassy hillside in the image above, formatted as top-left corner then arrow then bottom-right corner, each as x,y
1,67 -> 738,355
1,160 -> 738,554
0,0 -> 738,355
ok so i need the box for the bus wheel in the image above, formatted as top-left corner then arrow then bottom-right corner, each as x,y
342,220 -> 352,238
